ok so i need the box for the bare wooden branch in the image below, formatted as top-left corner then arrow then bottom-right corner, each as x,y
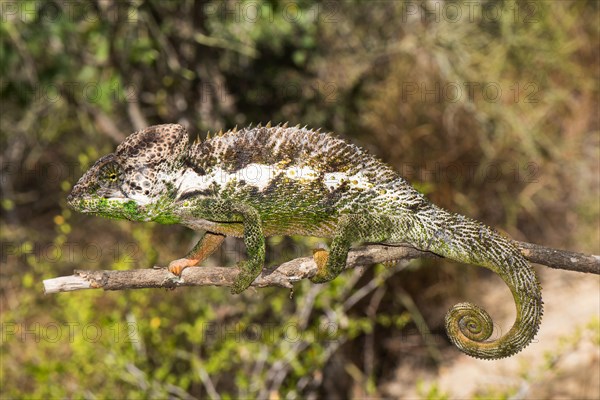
43,242 -> 599,294
517,242 -> 599,274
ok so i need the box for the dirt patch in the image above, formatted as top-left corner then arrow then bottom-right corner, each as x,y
383,267 -> 600,399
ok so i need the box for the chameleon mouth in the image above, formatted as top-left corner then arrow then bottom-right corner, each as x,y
66,187 -> 130,212
66,187 -> 85,210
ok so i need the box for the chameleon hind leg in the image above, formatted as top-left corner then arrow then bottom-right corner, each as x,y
168,232 -> 226,275
310,214 -> 393,283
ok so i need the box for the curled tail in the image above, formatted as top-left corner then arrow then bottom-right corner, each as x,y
399,203 -> 543,359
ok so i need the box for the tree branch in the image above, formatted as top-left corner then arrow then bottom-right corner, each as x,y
43,242 -> 599,294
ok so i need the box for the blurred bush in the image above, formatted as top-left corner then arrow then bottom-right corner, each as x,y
1,0 -> 598,398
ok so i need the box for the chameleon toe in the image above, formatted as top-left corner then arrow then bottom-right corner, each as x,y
167,258 -> 197,276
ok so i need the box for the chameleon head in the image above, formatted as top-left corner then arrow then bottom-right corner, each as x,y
67,124 -> 189,222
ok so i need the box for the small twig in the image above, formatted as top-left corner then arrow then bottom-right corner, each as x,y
43,242 -> 599,294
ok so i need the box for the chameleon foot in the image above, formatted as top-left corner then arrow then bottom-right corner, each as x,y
167,258 -> 199,276
310,248 -> 336,283
231,262 -> 259,294
168,232 -> 225,276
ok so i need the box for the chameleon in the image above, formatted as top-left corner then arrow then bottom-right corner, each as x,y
67,122 -> 543,359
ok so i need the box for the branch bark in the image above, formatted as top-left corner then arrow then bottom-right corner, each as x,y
43,242 -> 599,294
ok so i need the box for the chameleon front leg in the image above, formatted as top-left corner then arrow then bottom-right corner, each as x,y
168,232 -> 226,275
181,198 -> 266,294
228,203 -> 265,294
311,214 -> 393,283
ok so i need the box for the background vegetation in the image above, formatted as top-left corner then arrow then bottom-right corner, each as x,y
1,0 -> 598,398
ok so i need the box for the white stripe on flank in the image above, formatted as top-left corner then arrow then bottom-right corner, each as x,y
176,165 -> 376,197
175,164 -> 321,196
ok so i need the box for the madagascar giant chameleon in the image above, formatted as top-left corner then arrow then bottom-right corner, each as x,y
67,123 -> 542,359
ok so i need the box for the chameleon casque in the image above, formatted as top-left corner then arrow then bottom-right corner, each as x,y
67,123 -> 543,359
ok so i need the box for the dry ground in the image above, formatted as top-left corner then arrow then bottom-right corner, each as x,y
384,267 -> 600,399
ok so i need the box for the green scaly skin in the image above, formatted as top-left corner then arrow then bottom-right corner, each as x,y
68,123 -> 543,359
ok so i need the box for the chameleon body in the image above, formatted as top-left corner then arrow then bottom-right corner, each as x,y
67,123 -> 543,359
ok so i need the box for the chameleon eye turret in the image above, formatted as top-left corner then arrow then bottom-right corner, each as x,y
98,160 -> 123,188
68,123 -> 542,360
